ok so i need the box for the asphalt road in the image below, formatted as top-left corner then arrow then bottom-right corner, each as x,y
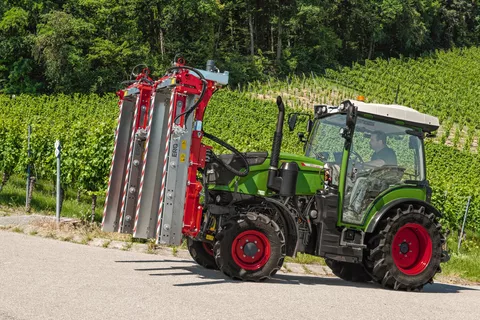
1,230 -> 479,320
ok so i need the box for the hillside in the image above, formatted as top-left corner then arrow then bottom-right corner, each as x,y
244,47 -> 480,154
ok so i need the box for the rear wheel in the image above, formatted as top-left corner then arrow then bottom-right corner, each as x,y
325,259 -> 372,282
367,204 -> 444,291
214,213 -> 285,281
187,238 -> 218,270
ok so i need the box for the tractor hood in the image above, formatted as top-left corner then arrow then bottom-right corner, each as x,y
209,151 -> 324,196
278,152 -> 324,171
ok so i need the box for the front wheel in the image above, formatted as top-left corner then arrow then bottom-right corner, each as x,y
325,259 -> 372,282
187,238 -> 218,270
214,213 -> 285,281
367,204 -> 444,291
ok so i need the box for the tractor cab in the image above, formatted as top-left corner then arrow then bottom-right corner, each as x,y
291,99 -> 439,228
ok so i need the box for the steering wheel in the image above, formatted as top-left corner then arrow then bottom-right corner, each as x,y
312,151 -> 327,161
361,165 -> 406,184
350,150 -> 365,167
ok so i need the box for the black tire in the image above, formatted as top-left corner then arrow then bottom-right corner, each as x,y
325,259 -> 372,282
367,204 -> 444,291
187,238 -> 218,270
214,213 -> 286,281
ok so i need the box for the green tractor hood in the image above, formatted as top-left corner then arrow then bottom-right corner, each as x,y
209,152 -> 324,196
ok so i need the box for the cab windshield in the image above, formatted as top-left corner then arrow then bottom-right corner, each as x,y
306,113 -> 426,225
305,113 -> 346,165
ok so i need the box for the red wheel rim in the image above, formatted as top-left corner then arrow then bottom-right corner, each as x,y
391,223 -> 432,275
231,230 -> 271,271
202,242 -> 214,256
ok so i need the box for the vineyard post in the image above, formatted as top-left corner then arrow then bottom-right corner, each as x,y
310,71 -> 317,85
457,195 -> 471,252
394,84 -> 400,104
25,124 -> 31,208
55,140 -> 61,223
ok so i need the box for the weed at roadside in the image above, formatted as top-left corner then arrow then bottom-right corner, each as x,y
285,253 -> 325,265
146,239 -> 157,254
11,226 -> 23,233
122,242 -> 133,251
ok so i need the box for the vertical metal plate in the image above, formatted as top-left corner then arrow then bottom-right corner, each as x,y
101,97 -> 135,232
120,130 -> 146,233
158,96 -> 196,245
132,91 -> 171,239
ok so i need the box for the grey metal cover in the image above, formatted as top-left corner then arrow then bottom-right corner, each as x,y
101,96 -> 136,232
132,91 -> 171,239
157,95 -> 196,245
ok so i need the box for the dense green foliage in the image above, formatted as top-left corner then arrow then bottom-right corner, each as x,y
1,0 -> 480,94
0,93 -> 117,194
426,143 -> 480,231
325,47 -> 480,127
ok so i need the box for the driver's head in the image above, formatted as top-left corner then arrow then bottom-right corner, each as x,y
370,131 -> 387,152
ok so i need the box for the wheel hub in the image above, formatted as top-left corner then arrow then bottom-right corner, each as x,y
391,223 -> 433,275
243,242 -> 258,256
399,242 -> 409,254
231,230 -> 271,271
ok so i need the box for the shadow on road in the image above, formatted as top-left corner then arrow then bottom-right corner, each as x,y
116,259 -> 478,293
115,259 -> 194,264
422,282 -> 478,294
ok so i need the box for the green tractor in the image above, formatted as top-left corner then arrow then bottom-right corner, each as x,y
188,96 -> 449,291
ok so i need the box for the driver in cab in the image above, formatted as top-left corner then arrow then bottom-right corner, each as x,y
364,131 -> 397,167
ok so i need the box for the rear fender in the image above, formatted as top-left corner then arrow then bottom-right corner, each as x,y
365,198 -> 442,233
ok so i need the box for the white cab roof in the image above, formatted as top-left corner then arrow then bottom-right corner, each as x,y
347,100 -> 440,132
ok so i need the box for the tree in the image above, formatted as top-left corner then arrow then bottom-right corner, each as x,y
34,11 -> 93,93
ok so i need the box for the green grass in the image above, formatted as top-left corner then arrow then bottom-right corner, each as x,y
122,242 -> 133,251
301,265 -> 313,274
60,235 -> 73,242
441,232 -> 480,282
285,253 -> 326,265
0,174 -> 106,221
442,252 -> 480,282
11,226 -> 23,233
171,246 -> 178,257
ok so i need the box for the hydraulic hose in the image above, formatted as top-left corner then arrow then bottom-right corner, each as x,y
165,65 -> 208,123
203,131 -> 249,177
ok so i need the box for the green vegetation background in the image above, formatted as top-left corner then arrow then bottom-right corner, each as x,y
2,0 -> 480,94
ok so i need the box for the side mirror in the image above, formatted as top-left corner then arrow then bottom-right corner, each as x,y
346,104 -> 356,128
288,113 -> 298,131
298,132 -> 307,143
307,120 -> 313,133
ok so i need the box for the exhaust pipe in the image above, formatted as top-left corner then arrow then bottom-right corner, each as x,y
267,96 -> 285,192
